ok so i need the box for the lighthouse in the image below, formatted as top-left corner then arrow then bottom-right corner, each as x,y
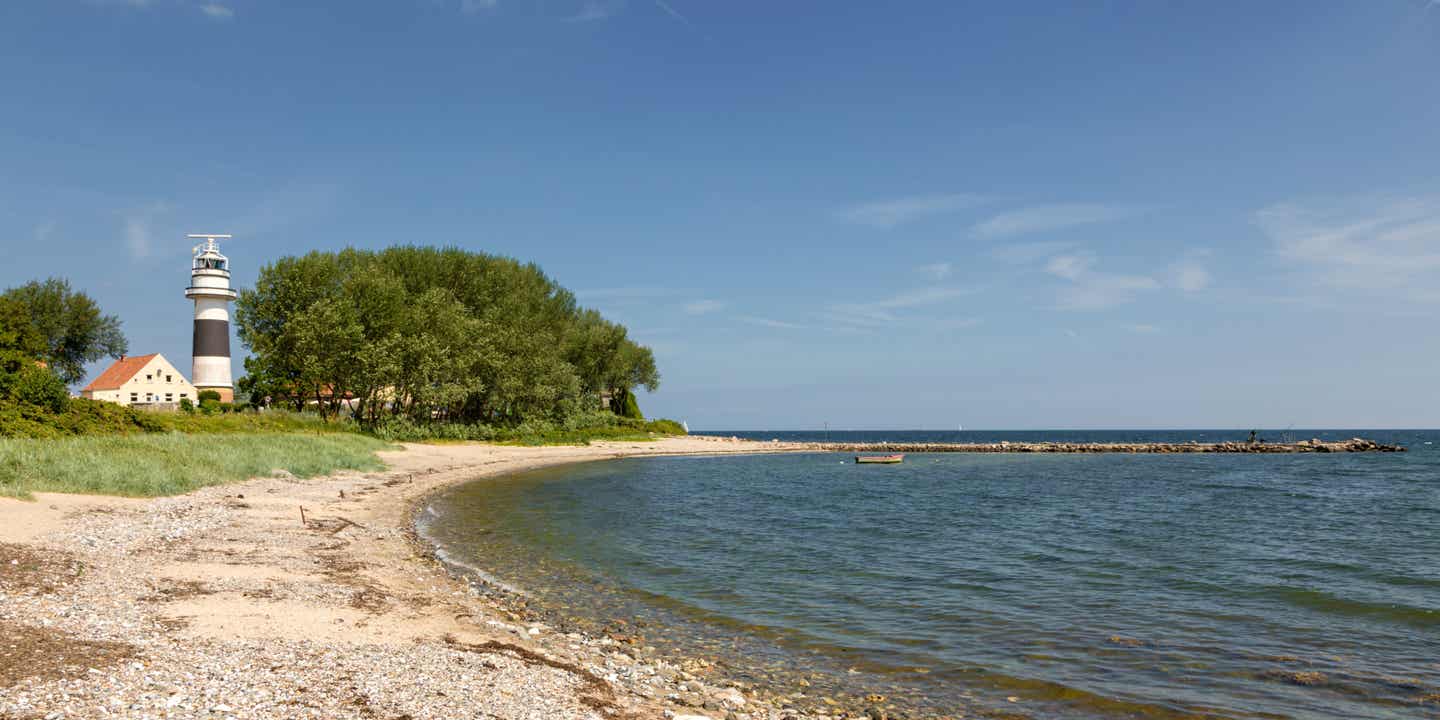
184,234 -> 237,403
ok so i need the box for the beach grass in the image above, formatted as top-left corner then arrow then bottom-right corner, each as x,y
0,432 -> 391,499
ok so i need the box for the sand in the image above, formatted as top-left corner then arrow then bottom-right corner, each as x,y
0,436 -> 847,720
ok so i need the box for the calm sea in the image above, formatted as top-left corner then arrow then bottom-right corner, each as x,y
418,430 -> 1440,719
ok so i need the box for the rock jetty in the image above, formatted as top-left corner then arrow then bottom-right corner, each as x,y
810,437 -> 1405,454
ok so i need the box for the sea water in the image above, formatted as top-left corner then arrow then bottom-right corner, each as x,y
418,430 -> 1440,719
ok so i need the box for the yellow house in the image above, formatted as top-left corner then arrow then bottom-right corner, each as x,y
81,354 -> 198,407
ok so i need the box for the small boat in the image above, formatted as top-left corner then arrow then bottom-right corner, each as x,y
855,454 -> 904,464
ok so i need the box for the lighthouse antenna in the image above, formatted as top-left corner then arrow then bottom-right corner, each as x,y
187,233 -> 233,255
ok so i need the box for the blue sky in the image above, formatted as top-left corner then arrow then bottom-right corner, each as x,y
2,1 -> 1438,429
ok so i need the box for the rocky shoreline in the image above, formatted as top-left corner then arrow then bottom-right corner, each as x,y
729,437 -> 1406,454
4,438 -> 930,720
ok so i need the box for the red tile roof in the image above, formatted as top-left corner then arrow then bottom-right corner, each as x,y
82,354 -> 159,392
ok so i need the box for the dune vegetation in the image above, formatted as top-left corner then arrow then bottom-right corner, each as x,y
0,431 -> 390,499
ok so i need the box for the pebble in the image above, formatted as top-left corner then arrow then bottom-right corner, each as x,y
2,455 -> 947,720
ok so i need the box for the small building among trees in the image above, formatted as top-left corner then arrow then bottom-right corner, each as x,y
81,353 -> 196,408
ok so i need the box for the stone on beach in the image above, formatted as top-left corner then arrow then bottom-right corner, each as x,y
1,437 -> 899,720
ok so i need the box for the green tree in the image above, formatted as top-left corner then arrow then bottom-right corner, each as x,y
2,278 -> 127,384
235,246 -> 662,429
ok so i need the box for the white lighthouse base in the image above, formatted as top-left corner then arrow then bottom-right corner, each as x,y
195,386 -> 235,403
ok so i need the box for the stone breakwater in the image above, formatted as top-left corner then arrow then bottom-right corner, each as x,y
793,437 -> 1406,454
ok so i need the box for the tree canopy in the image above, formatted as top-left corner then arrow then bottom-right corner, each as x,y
235,246 -> 659,425
1,278 -> 128,385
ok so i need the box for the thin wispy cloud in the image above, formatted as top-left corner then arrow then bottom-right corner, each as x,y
837,193 -> 987,229
683,299 -> 726,315
1169,250 -> 1212,292
873,286 -> 975,309
1044,253 -> 1160,311
199,3 -> 232,19
917,262 -> 952,280
973,203 -> 1139,239
88,0 -> 233,17
989,240 -> 1074,264
1044,254 -> 1091,281
461,0 -> 499,14
740,316 -> 805,330
121,202 -> 171,260
1256,193 -> 1440,303
827,286 -> 975,326
565,0 -> 623,22
936,316 -> 983,330
653,0 -> 692,25
33,222 -> 57,244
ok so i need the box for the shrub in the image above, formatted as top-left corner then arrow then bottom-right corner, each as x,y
179,397 -> 195,413
8,365 -> 68,413
0,397 -> 165,439
644,418 -> 686,435
197,390 -> 222,403
363,410 -> 686,444
609,388 -> 643,419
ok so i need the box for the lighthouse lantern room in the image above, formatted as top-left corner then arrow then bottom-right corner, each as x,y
184,234 -> 237,403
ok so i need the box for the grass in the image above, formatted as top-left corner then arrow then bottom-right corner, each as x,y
0,432 -> 391,499
0,404 -> 685,499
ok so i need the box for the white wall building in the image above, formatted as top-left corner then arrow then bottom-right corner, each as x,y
80,353 -> 198,407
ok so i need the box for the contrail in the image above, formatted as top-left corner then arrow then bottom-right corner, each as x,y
653,0 -> 692,26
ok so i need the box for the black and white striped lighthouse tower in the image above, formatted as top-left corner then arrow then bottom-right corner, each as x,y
184,234 -> 237,403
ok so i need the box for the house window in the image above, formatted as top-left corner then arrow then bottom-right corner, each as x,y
146,374 -> 152,381
166,374 -> 173,382
180,393 -> 189,399
165,393 -> 173,402
130,393 -> 138,402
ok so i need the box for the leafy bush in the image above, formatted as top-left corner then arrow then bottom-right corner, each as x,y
644,418 -> 686,435
179,397 -> 195,413
8,365 -> 68,413
0,399 -> 349,439
0,397 -> 166,439
609,388 -> 644,419
366,410 -> 685,445
197,390 -> 222,403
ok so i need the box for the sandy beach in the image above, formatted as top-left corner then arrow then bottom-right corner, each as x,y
1,437 -> 835,720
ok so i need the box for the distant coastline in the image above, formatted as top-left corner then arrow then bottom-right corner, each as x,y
692,429 -> 1413,453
